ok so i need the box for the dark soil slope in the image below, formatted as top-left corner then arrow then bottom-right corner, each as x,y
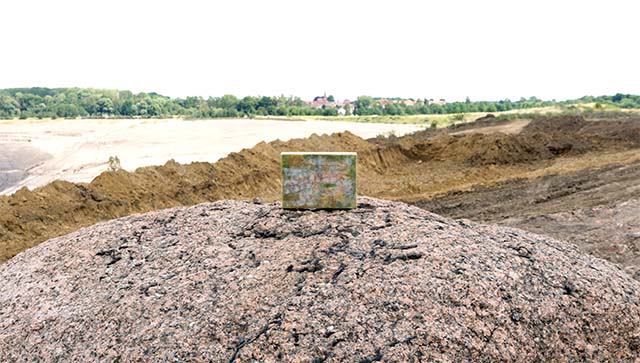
413,160 -> 640,278
1,198 -> 640,362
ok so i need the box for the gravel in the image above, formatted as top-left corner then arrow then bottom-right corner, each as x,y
1,197 -> 640,362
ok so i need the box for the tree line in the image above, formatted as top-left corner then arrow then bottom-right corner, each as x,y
0,88 -> 336,119
0,88 -> 638,119
576,94 -> 640,110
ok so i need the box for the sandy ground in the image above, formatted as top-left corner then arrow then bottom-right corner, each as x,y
449,118 -> 530,135
0,144 -> 52,192
0,118 -> 421,195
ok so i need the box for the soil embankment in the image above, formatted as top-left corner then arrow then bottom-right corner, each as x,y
1,115 -> 639,276
0,118 -> 421,195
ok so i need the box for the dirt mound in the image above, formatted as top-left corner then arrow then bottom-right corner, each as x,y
2,197 -> 639,362
371,115 -> 624,169
412,159 -> 640,278
474,113 -> 496,122
404,115 -> 640,166
405,133 -> 554,165
522,115 -> 640,153
369,114 -> 502,146
579,119 -> 640,146
521,115 -> 588,135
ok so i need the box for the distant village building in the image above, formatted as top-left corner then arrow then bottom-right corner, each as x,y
307,95 -> 336,109
378,99 -> 391,107
428,98 -> 447,106
335,100 -> 353,116
306,94 -> 354,115
306,94 -> 436,115
372,98 -> 417,109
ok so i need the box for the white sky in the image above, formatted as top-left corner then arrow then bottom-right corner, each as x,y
0,0 -> 638,102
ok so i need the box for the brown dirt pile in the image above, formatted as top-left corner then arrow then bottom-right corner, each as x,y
1,116 -> 639,264
404,132 -> 554,165
393,115 -> 638,166
2,197 -> 640,362
412,159 -> 640,278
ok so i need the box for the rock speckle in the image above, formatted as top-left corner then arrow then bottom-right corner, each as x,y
1,197 -> 640,362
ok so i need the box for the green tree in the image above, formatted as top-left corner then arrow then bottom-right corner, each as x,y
53,104 -> 85,118
15,92 -> 43,111
322,106 -> 338,116
218,94 -> 239,110
384,103 -> 399,115
619,98 -> 637,109
257,96 -> 277,110
96,97 -> 114,115
354,96 -> 374,115
0,95 -> 20,117
118,100 -> 134,115
237,96 -> 257,115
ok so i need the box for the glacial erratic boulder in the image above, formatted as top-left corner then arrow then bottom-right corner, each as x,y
1,197 -> 639,362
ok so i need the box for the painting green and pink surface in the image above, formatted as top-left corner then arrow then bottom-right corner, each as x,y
281,152 -> 357,209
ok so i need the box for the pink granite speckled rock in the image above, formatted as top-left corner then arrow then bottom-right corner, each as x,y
1,197 -> 640,362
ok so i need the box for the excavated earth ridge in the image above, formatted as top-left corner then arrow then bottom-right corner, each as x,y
1,197 -> 639,362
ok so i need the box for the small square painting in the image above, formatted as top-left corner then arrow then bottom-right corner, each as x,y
281,152 -> 357,209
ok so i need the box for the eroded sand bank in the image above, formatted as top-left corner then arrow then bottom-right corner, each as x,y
0,118 -> 421,194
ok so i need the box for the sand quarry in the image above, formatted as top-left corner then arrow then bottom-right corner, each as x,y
0,118 -> 421,195
1,114 -> 640,361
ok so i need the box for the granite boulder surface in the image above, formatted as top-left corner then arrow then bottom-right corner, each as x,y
1,197 -> 640,362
